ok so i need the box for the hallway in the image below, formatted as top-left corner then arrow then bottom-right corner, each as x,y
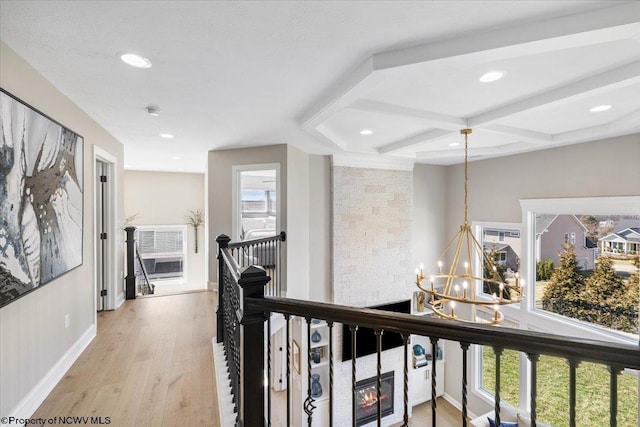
33,291 -> 219,426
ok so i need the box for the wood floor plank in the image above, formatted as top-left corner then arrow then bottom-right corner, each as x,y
32,290 -> 220,426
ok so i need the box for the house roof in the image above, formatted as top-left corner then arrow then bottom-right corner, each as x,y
535,214 -> 558,235
483,243 -> 510,252
613,219 -> 640,234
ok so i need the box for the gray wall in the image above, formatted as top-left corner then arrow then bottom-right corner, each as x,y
442,133 -> 640,417
308,155 -> 331,302
207,145 -> 288,289
0,42 -> 125,417
124,170 -> 206,289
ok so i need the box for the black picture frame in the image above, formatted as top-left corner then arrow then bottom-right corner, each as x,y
0,87 -> 84,308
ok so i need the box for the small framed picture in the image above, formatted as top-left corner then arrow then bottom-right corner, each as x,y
292,339 -> 301,374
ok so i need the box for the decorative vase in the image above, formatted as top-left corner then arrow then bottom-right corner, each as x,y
312,348 -> 321,364
436,345 -> 443,360
311,318 -> 321,324
311,330 -> 321,343
311,374 -> 323,398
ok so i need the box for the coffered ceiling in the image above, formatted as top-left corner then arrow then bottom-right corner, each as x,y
1,1 -> 638,172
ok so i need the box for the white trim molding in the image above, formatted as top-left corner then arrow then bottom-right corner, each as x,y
4,325 -> 96,424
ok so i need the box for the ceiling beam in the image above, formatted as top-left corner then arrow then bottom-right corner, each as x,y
482,124 -> 552,145
469,61 -> 640,127
373,3 -> 640,70
348,100 -> 466,130
377,128 -> 452,154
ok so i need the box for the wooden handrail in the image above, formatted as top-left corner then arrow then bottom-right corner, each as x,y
248,296 -> 640,370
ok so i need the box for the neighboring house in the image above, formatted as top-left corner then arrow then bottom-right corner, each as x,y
483,228 -> 521,272
535,214 -> 597,271
600,219 -> 640,255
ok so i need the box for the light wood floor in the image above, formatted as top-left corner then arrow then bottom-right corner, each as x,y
33,290 -> 219,426
34,291 -> 463,426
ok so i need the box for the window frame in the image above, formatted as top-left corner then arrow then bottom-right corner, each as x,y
136,224 -> 188,285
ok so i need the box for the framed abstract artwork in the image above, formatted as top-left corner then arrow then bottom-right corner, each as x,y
0,88 -> 84,308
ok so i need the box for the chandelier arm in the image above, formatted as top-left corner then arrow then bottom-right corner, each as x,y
426,227 -> 465,274
446,228 -> 466,294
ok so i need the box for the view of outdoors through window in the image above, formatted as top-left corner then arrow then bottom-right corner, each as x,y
535,214 -> 639,335
482,347 -> 639,426
480,215 -> 640,426
239,169 -> 277,241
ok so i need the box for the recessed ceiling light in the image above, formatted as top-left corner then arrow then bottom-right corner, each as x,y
159,133 -> 174,139
449,142 -> 460,147
360,129 -> 373,135
177,168 -> 185,172
171,156 -> 181,160
590,105 -> 612,112
120,53 -> 152,69
479,71 -> 505,83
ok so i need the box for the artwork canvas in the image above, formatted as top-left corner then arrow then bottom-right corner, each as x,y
0,88 -> 84,308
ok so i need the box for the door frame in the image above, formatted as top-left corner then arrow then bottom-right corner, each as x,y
93,146 -> 118,317
231,163 -> 281,242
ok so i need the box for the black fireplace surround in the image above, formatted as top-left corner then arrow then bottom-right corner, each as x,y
355,371 -> 394,426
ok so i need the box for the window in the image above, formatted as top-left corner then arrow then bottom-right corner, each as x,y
531,210 -> 639,335
476,223 -> 522,297
136,225 -> 187,282
233,164 -> 280,242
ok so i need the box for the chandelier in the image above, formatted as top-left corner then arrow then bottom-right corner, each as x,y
415,129 -> 523,325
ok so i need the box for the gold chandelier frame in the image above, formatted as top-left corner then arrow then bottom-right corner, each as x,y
415,129 -> 523,325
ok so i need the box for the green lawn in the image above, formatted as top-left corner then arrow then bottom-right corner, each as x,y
482,347 -> 639,427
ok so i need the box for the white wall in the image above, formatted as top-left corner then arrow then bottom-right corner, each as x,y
123,170 -> 206,290
0,42 -> 124,419
442,133 -> 640,418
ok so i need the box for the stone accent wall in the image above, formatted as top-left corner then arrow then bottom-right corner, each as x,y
332,166 -> 414,306
331,166 -> 414,425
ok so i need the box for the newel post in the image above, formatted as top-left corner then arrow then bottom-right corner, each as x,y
239,265 -> 269,427
124,226 -> 137,300
216,234 -> 231,342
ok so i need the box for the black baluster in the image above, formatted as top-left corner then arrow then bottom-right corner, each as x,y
527,353 -> 539,427
609,365 -> 622,427
328,321 -> 334,427
350,325 -> 358,427
430,337 -> 439,427
567,359 -> 578,427
304,318 -> 316,427
461,342 -> 470,427
375,329 -> 383,426
402,333 -> 410,427
494,347 -> 503,426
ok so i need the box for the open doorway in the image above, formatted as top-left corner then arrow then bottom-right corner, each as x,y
232,164 -> 280,243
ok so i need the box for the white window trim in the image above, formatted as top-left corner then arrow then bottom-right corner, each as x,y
232,163 -> 281,242
136,224 -> 188,285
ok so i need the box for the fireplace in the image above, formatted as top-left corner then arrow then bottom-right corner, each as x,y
355,371 -> 394,426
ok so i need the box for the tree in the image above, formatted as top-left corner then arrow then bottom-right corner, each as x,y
543,243 -> 584,303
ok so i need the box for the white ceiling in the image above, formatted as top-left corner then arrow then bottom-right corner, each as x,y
1,1 -> 638,173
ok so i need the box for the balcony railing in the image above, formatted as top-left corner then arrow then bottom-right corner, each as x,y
215,234 -> 640,427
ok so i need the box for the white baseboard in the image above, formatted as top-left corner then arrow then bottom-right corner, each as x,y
115,291 -> 125,309
443,392 -> 479,420
4,324 -> 96,425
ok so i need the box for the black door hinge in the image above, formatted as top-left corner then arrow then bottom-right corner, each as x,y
100,289 -> 108,296
100,175 -> 107,183
100,233 -> 107,240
